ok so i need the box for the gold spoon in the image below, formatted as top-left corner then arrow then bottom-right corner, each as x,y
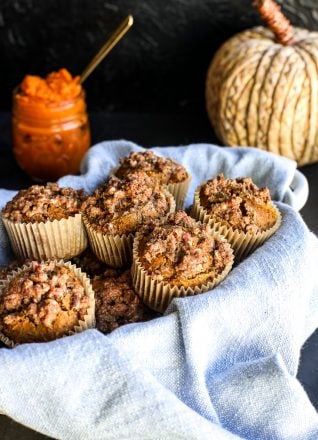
80,15 -> 134,84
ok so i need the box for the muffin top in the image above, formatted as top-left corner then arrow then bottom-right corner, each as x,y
199,174 -> 277,234
0,261 -> 89,343
2,183 -> 85,223
137,211 -> 233,286
115,151 -> 189,184
71,248 -> 109,278
93,269 -> 154,333
82,172 -> 172,235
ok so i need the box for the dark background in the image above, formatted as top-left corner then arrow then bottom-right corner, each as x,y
1,1 -> 318,438
0,0 -> 318,114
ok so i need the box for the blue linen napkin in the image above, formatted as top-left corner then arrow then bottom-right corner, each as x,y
0,141 -> 317,440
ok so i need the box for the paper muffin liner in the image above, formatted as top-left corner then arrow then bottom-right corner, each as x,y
0,260 -> 95,348
83,189 -> 176,268
2,213 -> 87,261
166,174 -> 191,210
82,220 -> 134,268
131,229 -> 234,313
191,186 -> 282,262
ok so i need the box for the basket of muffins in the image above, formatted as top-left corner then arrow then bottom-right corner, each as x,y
0,149 -> 281,347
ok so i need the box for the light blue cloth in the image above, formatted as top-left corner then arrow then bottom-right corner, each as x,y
0,141 -> 317,440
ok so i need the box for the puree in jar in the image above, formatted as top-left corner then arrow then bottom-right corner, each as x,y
12,68 -> 91,181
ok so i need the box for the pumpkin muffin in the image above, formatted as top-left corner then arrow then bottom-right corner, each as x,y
0,260 -> 95,346
1,183 -> 87,260
191,174 -> 281,260
93,269 -> 156,333
82,171 -> 175,268
115,151 -> 191,209
71,248 -> 109,278
132,211 -> 234,312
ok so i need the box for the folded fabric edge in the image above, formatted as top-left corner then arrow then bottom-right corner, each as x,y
206,354 -> 318,439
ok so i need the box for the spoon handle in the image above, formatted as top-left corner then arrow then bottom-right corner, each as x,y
80,15 -> 133,84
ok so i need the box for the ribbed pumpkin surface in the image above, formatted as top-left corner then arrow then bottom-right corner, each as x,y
206,26 -> 318,166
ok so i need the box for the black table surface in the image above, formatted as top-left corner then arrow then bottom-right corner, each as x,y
0,111 -> 317,439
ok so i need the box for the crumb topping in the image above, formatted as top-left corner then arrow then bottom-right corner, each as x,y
0,261 -> 89,338
93,269 -> 154,333
82,172 -> 172,235
71,248 -> 109,277
115,151 -> 189,184
200,174 -> 277,233
138,211 -> 233,285
2,183 -> 85,223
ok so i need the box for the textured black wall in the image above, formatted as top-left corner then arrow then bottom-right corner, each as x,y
0,0 -> 318,113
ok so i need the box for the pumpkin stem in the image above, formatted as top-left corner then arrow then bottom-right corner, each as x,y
253,0 -> 294,45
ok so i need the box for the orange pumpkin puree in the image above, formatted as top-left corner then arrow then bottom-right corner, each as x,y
19,68 -> 82,104
12,69 -> 90,181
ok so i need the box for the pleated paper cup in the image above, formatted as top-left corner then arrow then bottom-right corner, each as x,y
191,186 -> 282,262
2,213 -> 87,261
83,189 -> 176,269
132,230 -> 234,313
166,174 -> 191,210
82,220 -> 134,268
0,260 -> 95,348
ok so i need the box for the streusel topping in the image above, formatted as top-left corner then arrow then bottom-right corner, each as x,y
200,174 -> 277,233
138,211 -> 233,285
93,269 -> 154,333
0,261 -> 89,334
71,249 -> 109,278
115,151 -> 189,184
2,183 -> 84,223
82,172 -> 172,235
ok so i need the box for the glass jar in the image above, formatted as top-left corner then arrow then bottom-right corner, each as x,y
12,88 -> 91,181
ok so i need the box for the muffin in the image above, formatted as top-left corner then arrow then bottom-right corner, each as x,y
132,211 -> 234,313
115,151 -> 191,209
93,269 -> 156,333
71,248 -> 109,278
191,174 -> 281,260
1,183 -> 87,260
0,260 -> 95,347
82,172 -> 175,268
